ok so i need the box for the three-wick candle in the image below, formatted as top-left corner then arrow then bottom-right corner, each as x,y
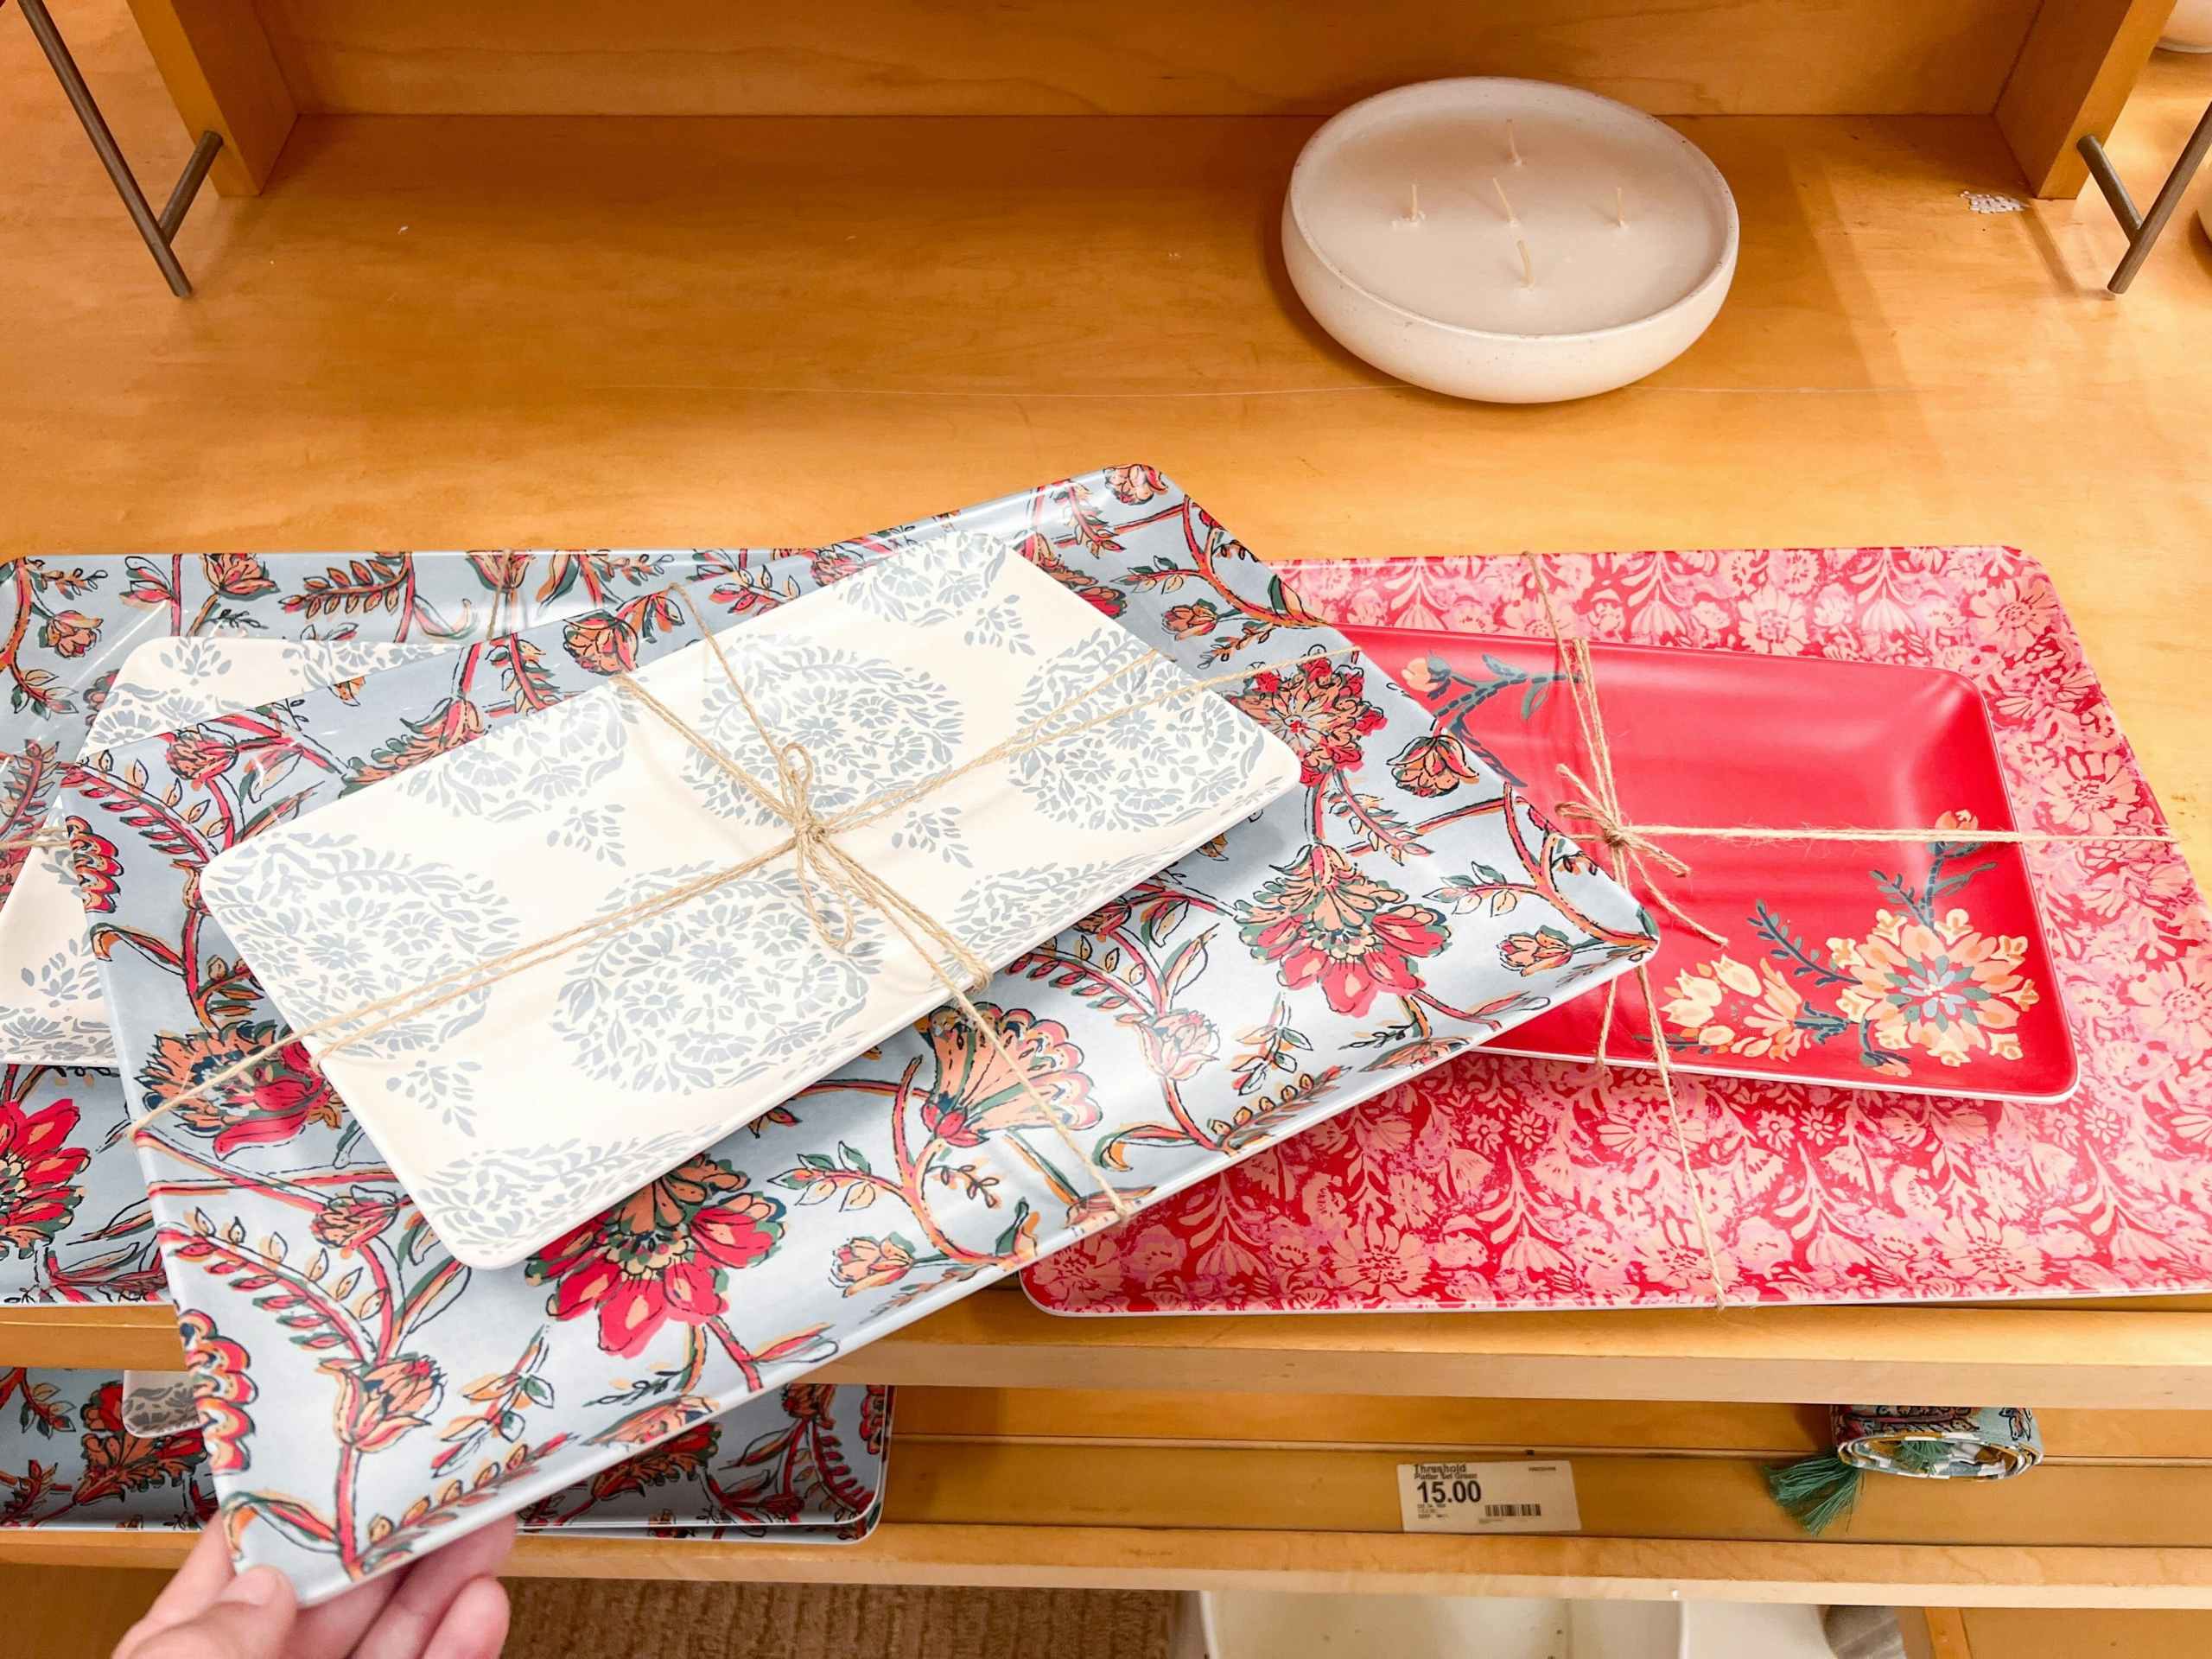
1284,79 -> 1738,403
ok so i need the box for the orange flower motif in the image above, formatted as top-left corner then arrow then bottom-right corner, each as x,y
916,1005 -> 1094,1147
40,611 -> 99,658
1160,602 -> 1219,639
73,1379 -> 204,1503
1830,908 -> 2038,1066
1134,1009 -> 1219,1082
596,1394 -> 719,1447
780,1383 -> 834,1421
324,1356 -> 442,1454
1738,963 -> 1808,1060
139,1025 -> 336,1156
1662,956 -> 1808,1060
1661,955 -> 1761,1050
563,613 -> 637,675
165,727 -> 237,786
311,1188 -> 400,1252
1072,895 -> 1132,937
466,552 -> 531,594
831,1235 -> 915,1295
1389,732 -> 1484,798
1400,653 -> 1452,699
1105,463 -> 1166,504
1499,927 -> 1574,976
200,553 -> 276,599
589,1422 -> 717,1499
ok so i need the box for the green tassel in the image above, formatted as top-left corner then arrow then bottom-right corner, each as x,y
1764,1452 -> 1863,1535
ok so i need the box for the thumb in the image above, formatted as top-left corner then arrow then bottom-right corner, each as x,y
129,1566 -> 299,1659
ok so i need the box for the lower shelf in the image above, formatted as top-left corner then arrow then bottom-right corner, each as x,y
12,1388 -> 2212,1606
14,1520 -> 2212,1609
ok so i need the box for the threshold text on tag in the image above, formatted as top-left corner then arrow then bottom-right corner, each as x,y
1395,1459 -> 1581,1534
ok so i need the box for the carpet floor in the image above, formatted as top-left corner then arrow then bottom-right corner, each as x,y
504,1580 -> 1176,1659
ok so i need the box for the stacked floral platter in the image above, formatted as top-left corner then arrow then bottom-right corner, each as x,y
2,477 -> 2206,1601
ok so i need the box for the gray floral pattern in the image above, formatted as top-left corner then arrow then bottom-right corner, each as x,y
91,639 -> 446,750
120,1372 -> 203,1437
949,853 -> 1172,965
680,641 -> 963,827
834,530 -> 1007,626
404,1129 -> 715,1261
200,832 -> 521,1058
382,1058 -> 484,1138
389,683 -> 632,841
1011,631 -> 1269,831
551,863 -> 883,1093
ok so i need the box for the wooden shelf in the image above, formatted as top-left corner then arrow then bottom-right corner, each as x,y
21,1286 -> 2212,1409
15,1389 -> 2212,1605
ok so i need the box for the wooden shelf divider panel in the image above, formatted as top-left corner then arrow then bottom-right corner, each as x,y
245,0 -> 2044,119
1996,0 -> 2174,196
122,0 -> 295,194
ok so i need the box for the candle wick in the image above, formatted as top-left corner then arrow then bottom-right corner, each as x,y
1508,118 -> 1522,167
1491,176 -> 1517,226
1615,184 -> 1626,228
1406,181 -> 1423,224
1517,238 -> 1534,289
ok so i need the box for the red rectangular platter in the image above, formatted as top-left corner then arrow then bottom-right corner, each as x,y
1025,547 -> 2212,1316
1387,629 -> 2075,1102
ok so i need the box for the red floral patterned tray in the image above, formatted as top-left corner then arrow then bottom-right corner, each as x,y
1026,548 -> 2212,1316
1380,628 -> 2075,1102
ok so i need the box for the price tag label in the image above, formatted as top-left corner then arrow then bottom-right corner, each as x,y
1395,1459 -> 1580,1534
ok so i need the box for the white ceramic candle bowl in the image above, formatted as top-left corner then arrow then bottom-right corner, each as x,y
1283,78 -> 1738,404
2162,0 -> 2212,52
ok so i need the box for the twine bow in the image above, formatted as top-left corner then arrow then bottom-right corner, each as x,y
129,582 -> 1359,1240
1517,550 -> 2183,1309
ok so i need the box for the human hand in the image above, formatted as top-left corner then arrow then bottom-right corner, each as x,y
113,1514 -> 514,1659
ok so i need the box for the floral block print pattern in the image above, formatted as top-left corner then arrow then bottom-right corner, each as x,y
0,1370 -> 888,1544
0,1065 -> 169,1305
0,1367 -> 214,1529
0,548 -> 836,912
1024,548 -> 2212,1316
1,639 -> 455,1066
78,470 -> 1650,1603
200,538 -> 1297,1268
519,1382 -> 891,1542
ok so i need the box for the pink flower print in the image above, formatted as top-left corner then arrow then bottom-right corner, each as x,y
1328,1218 -> 1430,1300
1740,592 -> 1811,656
2126,955 -> 2212,1043
1936,1213 -> 2048,1290
2048,744 -> 2138,835
1968,578 -> 2061,653
1122,1224 -> 1188,1282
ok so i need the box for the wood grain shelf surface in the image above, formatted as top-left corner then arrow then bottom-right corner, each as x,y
21,1287 -> 2212,1408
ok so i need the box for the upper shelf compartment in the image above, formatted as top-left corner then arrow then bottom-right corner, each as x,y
245,0 -> 2046,118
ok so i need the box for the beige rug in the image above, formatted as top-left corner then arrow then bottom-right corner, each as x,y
505,1580 -> 1174,1659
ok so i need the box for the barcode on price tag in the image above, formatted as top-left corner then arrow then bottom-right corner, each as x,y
1395,1460 -> 1580,1534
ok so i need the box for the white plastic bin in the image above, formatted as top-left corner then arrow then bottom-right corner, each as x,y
1197,1592 -> 1683,1659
